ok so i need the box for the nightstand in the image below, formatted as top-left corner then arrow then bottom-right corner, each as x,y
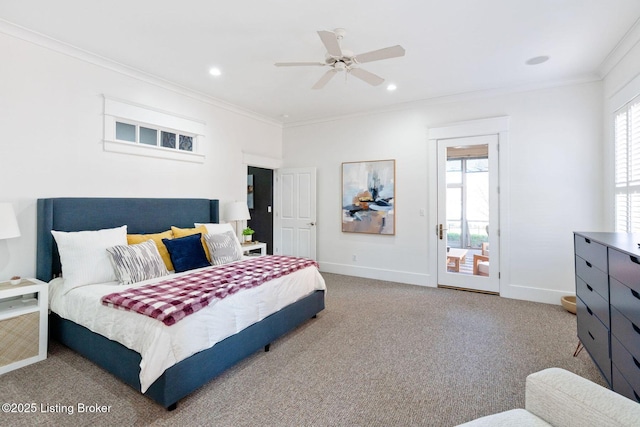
241,241 -> 267,256
0,279 -> 48,375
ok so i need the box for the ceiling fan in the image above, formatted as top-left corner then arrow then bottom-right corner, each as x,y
275,28 -> 405,89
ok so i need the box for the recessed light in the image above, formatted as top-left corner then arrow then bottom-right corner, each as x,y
209,67 -> 222,76
387,83 -> 397,91
525,56 -> 549,65
281,114 -> 289,118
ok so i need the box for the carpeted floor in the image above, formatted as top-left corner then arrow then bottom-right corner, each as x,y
0,273 -> 603,426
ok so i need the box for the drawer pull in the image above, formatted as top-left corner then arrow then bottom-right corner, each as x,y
631,255 -> 640,265
588,331 -> 595,340
586,284 -> 593,292
585,261 -> 592,268
632,289 -> 640,300
585,238 -> 591,244
633,323 -> 640,335
587,306 -> 593,316
634,356 -> 640,370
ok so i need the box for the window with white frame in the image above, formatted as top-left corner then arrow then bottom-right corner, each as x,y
614,96 -> 640,232
103,96 -> 205,163
114,121 -> 195,152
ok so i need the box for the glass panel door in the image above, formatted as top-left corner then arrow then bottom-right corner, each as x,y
437,135 -> 499,293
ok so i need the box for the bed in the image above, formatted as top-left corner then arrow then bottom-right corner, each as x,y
36,197 -> 325,410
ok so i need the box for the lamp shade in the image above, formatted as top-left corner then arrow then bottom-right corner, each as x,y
225,201 -> 251,222
0,203 -> 20,240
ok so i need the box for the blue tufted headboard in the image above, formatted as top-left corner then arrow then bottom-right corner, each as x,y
36,198 -> 219,282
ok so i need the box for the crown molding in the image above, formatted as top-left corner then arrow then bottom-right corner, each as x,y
0,18 -> 282,128
283,75 -> 601,128
598,16 -> 640,78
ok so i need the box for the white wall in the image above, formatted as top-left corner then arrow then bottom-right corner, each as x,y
283,81 -> 605,304
0,31 -> 283,281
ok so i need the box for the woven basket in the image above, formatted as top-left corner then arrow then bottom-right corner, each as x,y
561,295 -> 576,314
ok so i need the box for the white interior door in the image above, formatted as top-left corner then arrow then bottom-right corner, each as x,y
437,135 -> 500,293
274,167 -> 317,259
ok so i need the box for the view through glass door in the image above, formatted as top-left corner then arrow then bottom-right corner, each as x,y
437,135 -> 499,293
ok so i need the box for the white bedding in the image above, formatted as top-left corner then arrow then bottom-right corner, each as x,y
49,259 -> 326,392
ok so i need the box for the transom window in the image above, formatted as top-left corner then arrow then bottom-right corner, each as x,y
115,121 -> 195,152
614,96 -> 640,232
103,96 -> 205,163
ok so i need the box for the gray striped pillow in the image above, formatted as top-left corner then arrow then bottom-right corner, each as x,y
204,231 -> 243,265
107,239 -> 169,285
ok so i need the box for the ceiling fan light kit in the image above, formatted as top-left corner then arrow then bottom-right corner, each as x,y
275,28 -> 405,89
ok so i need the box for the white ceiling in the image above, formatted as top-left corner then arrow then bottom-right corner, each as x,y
2,0 -> 640,125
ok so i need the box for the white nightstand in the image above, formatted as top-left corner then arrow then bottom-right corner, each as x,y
0,279 -> 48,375
241,241 -> 267,256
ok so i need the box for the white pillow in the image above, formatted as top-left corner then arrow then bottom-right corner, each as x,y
51,225 -> 127,288
195,222 -> 234,235
106,239 -> 169,285
195,222 -> 243,255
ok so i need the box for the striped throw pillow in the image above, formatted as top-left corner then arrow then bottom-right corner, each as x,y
204,231 -> 243,265
107,239 -> 169,285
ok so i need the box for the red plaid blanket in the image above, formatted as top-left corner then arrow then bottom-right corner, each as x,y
101,255 -> 318,326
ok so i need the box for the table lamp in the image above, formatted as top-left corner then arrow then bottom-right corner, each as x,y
225,201 -> 250,239
0,203 -> 20,241
0,203 -> 21,284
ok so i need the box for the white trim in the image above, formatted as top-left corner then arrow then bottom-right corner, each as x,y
427,116 -> 510,294
609,71 -> 640,110
0,18 -> 281,127
598,17 -> 640,78
605,72 -> 640,228
500,282 -> 572,305
103,140 -> 205,163
428,116 -> 510,140
103,96 -> 206,163
242,152 -> 283,169
319,262 -> 433,287
285,78 -> 598,128
104,96 -> 206,135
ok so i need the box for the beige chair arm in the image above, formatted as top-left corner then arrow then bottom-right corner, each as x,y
526,368 -> 640,427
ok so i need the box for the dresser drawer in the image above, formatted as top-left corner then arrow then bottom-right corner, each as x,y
577,296 -> 611,384
612,364 -> 640,403
575,255 -> 609,301
611,306 -> 640,361
576,276 -> 609,328
610,278 -> 640,328
612,335 -> 640,395
575,235 -> 608,272
609,248 -> 640,293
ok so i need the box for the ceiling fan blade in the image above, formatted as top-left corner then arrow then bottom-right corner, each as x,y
354,45 -> 405,64
312,69 -> 338,89
318,30 -> 343,57
275,62 -> 326,67
349,68 -> 385,86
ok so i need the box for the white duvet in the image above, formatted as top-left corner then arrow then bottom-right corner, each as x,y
49,260 -> 326,392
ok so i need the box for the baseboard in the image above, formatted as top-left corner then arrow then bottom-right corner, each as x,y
500,283 -> 572,305
319,263 -> 570,305
318,262 -> 433,287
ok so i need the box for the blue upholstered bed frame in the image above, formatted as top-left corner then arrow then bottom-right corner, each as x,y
36,198 -> 325,410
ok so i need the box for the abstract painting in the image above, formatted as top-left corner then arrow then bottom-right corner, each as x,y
247,174 -> 254,209
342,159 -> 395,235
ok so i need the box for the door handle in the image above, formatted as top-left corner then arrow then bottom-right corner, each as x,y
439,224 -> 447,240
308,222 -> 316,226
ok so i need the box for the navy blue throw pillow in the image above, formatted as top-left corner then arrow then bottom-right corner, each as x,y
162,233 -> 210,273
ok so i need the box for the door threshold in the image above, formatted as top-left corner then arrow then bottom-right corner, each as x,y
437,284 -> 499,296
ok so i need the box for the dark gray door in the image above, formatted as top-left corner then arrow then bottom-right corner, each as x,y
248,166 -> 274,254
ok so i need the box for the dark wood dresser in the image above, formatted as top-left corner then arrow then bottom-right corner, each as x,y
574,232 -> 640,402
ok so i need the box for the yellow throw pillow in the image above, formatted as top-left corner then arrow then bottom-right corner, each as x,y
127,230 -> 174,271
171,225 -> 211,261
